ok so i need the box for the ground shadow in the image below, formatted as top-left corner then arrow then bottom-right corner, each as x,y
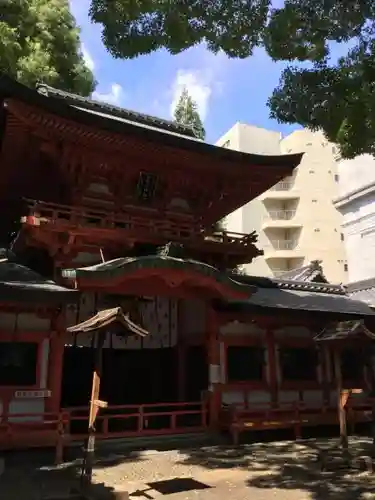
245,437 -> 374,500
177,432 -> 375,500
1,447 -> 144,500
2,428 -> 375,499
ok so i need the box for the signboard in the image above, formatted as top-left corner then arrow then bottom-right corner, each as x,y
15,390 -> 51,399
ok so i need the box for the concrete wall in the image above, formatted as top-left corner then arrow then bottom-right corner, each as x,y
335,155 -> 375,282
216,125 -> 347,283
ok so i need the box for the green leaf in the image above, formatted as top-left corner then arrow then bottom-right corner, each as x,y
173,87 -> 206,140
89,0 -> 375,157
1,0 -> 96,96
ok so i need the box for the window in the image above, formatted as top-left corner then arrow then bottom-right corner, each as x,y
341,233 -> 344,241
314,228 -> 320,232
344,263 -> 348,272
340,348 -> 364,383
279,347 -> 318,381
226,346 -> 265,382
0,342 -> 38,386
312,199 -> 317,203
334,174 -> 339,182
309,170 -> 315,174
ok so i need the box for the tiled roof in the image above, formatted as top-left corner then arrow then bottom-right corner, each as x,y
222,288 -> 375,317
36,83 -> 197,139
0,259 -> 78,304
344,278 -> 375,307
234,272 -> 344,295
276,260 -> 328,284
0,73 -> 303,171
314,320 -> 375,341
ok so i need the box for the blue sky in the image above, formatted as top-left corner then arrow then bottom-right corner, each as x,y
70,1 -> 310,144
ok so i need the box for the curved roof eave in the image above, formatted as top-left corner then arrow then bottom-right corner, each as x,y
62,255 -> 253,300
0,73 -> 304,171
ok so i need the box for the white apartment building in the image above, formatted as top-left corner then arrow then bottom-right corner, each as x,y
216,123 -> 348,284
334,155 -> 375,303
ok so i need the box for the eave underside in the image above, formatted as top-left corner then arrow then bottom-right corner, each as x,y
2,84 -> 303,224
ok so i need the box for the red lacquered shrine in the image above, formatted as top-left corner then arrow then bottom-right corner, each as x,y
1,74 -> 375,454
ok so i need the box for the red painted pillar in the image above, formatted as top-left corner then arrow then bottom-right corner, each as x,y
177,343 -> 186,401
46,310 -> 66,413
266,329 -> 278,406
207,307 -> 221,429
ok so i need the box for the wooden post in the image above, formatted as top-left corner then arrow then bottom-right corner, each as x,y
177,343 -> 186,402
207,307 -> 220,429
365,344 -> 375,459
333,349 -> 349,452
266,329 -> 278,406
80,331 -> 107,492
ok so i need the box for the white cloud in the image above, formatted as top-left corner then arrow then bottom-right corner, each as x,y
92,83 -> 124,106
170,70 -> 212,121
82,44 -> 95,71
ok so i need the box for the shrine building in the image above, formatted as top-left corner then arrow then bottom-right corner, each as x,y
0,73 -> 374,453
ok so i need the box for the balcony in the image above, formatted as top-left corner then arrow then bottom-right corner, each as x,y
265,210 -> 296,221
18,199 -> 259,266
271,181 -> 294,191
262,209 -> 301,229
269,239 -> 299,250
259,179 -> 299,201
263,239 -> 302,260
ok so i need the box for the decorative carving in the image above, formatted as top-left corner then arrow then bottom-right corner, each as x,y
157,242 -> 186,259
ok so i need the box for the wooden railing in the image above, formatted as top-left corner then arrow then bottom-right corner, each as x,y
0,410 -> 69,463
0,401 -> 208,463
63,401 -> 208,440
220,400 -> 375,445
21,199 -> 252,249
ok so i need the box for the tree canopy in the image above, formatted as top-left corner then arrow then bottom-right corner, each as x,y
173,88 -> 205,140
1,0 -> 96,96
89,0 -> 375,158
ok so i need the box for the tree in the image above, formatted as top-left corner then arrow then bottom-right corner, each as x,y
89,0 -> 375,158
1,0 -> 95,96
173,88 -> 205,140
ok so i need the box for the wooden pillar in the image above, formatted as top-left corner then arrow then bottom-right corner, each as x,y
207,307 -> 221,429
266,329 -> 278,406
46,309 -> 66,413
365,343 -> 375,459
322,345 -> 331,408
333,348 -> 349,452
177,343 -> 186,401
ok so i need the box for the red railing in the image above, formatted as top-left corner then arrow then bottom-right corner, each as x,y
346,397 -> 375,433
220,401 -> 355,445
21,199 -> 252,249
0,411 -> 69,463
0,401 -> 207,462
63,401 -> 208,441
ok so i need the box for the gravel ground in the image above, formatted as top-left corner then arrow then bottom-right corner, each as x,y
1,437 -> 375,499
